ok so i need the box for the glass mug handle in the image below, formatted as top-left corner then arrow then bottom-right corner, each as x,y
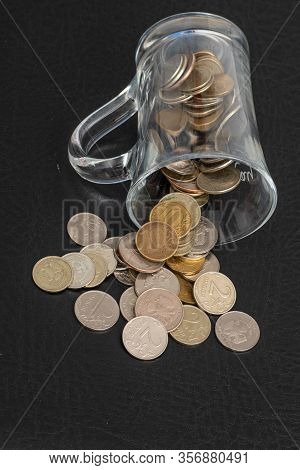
68,76 -> 138,184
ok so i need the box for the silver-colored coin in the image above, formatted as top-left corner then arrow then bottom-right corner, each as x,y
103,236 -> 127,270
193,272 -> 236,315
135,268 -> 180,296
119,287 -> 137,322
67,213 -> 107,246
182,253 -> 220,281
135,288 -> 184,332
83,251 -> 108,288
62,252 -> 96,289
189,217 -> 218,255
114,269 -> 136,286
74,291 -> 120,330
81,243 -> 117,276
215,311 -> 260,351
122,316 -> 168,360
118,232 -> 164,273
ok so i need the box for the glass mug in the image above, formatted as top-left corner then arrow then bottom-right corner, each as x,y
68,12 -> 277,244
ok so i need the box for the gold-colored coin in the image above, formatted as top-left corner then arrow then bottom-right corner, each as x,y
150,200 -> 192,238
170,305 -> 211,346
32,256 -> 73,293
194,55 -> 224,75
155,108 -> 188,137
174,273 -> 196,304
203,73 -> 234,98
194,193 -> 209,207
196,165 -> 241,194
166,255 -> 205,275
181,67 -> 213,94
161,167 -> 197,183
136,221 -> 179,262
189,106 -> 224,132
83,251 -> 108,287
160,192 -> 201,229
198,159 -> 233,173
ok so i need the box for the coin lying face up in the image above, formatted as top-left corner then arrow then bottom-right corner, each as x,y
62,252 -> 95,289
122,316 -> 168,360
215,311 -> 260,351
193,272 -> 236,314
67,212 -> 107,246
32,256 -> 73,293
74,291 -> 120,331
170,305 -> 211,346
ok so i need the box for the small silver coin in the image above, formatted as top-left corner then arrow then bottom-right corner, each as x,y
67,213 -> 107,246
103,237 -> 127,270
122,316 -> 168,360
119,287 -> 137,322
189,217 -> 218,255
215,311 -> 260,351
135,267 -> 180,296
62,252 -> 96,289
74,291 -> 120,331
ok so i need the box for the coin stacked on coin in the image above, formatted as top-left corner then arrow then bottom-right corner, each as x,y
149,49 -> 242,203
32,207 -> 260,359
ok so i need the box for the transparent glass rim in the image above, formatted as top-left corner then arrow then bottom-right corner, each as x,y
135,12 -> 250,64
126,153 -> 278,246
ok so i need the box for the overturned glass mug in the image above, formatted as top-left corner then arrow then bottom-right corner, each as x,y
68,12 -> 277,244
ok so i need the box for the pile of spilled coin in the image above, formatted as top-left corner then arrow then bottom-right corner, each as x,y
32,49 -> 261,360
32,203 -> 260,360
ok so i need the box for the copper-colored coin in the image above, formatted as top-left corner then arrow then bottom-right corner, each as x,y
136,221 -> 178,262
197,165 -> 240,194
170,305 -> 211,346
135,288 -> 184,332
166,255 -> 205,275
159,88 -> 192,105
67,212 -> 107,246
171,179 -> 206,195
198,159 -> 233,173
155,108 -> 188,137
195,56 -> 224,75
181,67 -> 213,94
150,200 -> 192,238
189,106 -> 224,132
118,232 -> 164,273
186,102 -> 222,118
135,267 -> 180,296
185,96 -> 223,108
174,273 -> 196,304
215,311 -> 260,351
193,272 -> 236,315
122,316 -> 168,360
203,73 -> 234,98
32,256 -> 73,293
74,291 -> 119,330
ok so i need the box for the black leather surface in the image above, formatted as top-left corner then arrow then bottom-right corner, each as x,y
1,0 -> 300,450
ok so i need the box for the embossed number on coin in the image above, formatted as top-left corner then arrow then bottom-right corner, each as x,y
122,316 -> 168,360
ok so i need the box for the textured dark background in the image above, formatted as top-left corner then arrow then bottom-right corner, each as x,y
1,0 -> 300,450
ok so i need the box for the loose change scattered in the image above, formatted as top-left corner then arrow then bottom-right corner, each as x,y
32,49 -> 260,359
